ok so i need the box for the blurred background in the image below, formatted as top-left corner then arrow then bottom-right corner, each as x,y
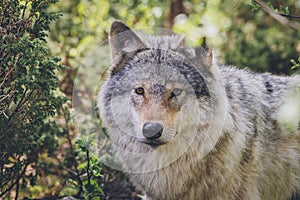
1,0 -> 300,199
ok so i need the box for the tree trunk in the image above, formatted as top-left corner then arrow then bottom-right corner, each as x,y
164,0 -> 185,29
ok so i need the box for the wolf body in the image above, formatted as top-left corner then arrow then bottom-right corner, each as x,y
98,21 -> 300,200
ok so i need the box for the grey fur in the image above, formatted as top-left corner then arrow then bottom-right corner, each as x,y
98,20 -> 300,200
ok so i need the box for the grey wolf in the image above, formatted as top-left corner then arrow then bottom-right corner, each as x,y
98,20 -> 300,199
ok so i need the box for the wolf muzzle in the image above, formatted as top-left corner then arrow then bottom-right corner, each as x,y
142,122 -> 163,140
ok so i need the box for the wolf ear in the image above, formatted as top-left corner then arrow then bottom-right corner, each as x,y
180,45 -> 214,70
109,20 -> 146,69
194,46 -> 214,68
174,35 -> 185,51
194,38 -> 214,68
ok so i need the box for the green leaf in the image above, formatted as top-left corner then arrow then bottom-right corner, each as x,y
279,6 -> 289,15
266,1 -> 275,11
82,180 -> 104,199
291,58 -> 300,70
248,1 -> 260,12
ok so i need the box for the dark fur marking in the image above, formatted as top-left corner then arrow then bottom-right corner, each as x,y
240,116 -> 259,167
240,144 -> 253,166
156,48 -> 161,64
151,84 -> 167,96
111,47 -> 150,76
270,120 -> 281,141
177,62 -> 210,98
265,81 -> 273,93
237,77 -> 247,99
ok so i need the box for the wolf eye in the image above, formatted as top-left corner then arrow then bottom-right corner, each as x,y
170,88 -> 183,98
135,87 -> 144,95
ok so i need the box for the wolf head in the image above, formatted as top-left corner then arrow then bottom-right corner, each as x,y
98,21 -> 225,167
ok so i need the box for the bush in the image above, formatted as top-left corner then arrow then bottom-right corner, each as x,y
0,0 -> 66,198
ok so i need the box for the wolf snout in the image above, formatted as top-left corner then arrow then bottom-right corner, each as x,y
142,122 -> 163,140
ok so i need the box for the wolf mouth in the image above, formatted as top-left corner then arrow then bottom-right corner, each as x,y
137,129 -> 178,147
137,138 -> 167,146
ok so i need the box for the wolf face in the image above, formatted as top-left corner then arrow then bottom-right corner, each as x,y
99,22 -> 219,148
98,21 -> 226,172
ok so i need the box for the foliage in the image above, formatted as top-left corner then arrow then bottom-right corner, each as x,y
0,0 -> 66,198
291,57 -> 300,70
75,135 -> 103,199
221,0 -> 300,75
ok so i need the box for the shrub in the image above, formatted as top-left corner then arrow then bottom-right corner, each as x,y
0,0 -> 66,198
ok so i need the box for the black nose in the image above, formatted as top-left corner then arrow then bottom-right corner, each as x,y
142,122 -> 163,140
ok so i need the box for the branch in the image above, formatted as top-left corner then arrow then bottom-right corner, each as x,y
63,106 -> 83,197
21,0 -> 29,20
0,66 -> 14,89
7,87 -> 28,123
279,13 -> 300,20
54,155 -> 78,176
86,149 -> 91,186
254,0 -> 300,30
0,162 -> 29,198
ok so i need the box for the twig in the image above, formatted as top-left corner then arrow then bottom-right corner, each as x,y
15,179 -> 19,200
21,0 -> 29,19
53,155 -> 77,176
279,13 -> 300,20
7,88 -> 28,123
0,66 -> 14,89
0,90 -> 15,108
86,148 -> 91,186
0,162 -> 29,198
254,0 -> 300,30
63,106 -> 83,197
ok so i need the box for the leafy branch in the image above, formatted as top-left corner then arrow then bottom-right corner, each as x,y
75,134 -> 104,199
291,58 -> 300,70
63,105 -> 83,197
250,0 -> 300,30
